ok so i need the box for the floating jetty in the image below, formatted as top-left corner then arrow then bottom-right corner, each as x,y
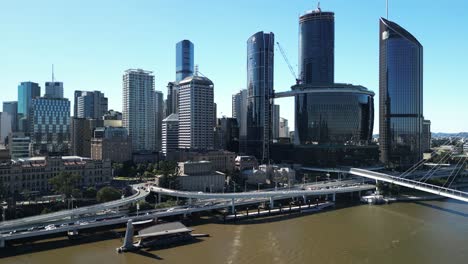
117,220 -> 208,253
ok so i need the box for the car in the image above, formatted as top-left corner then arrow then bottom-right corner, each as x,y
45,224 -> 56,230
8,230 -> 17,235
60,223 -> 69,227
27,227 -> 35,231
166,208 -> 175,212
79,221 -> 89,225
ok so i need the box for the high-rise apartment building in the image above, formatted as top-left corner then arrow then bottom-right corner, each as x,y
74,90 -> 108,119
122,69 -> 156,153
178,75 -> 214,150
379,17 -> 423,168
30,98 -> 71,156
166,81 -> 179,116
246,31 -> 274,162
0,112 -> 12,145
17,82 -> 41,132
176,40 -> 194,82
234,89 -> 248,154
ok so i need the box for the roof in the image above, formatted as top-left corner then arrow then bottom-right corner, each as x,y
163,113 -> 179,122
178,75 -> 213,86
380,17 -> 422,47
135,222 -> 192,238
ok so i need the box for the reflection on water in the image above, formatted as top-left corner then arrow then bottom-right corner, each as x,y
2,200 -> 468,264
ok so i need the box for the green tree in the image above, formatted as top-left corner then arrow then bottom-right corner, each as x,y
96,186 -> 121,203
48,172 -> 82,198
83,187 -> 97,199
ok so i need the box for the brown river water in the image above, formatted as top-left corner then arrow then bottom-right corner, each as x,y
1,200 -> 467,264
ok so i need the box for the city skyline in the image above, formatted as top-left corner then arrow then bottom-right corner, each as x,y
1,0 -> 467,133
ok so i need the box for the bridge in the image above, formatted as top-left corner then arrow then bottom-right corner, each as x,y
301,167 -> 468,203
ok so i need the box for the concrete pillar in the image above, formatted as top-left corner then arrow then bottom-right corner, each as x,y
332,193 -> 336,202
269,197 -> 274,208
231,198 -> 235,214
158,194 -> 161,204
302,195 -> 306,204
121,220 -> 135,251
0,238 -> 4,248
189,198 -> 192,205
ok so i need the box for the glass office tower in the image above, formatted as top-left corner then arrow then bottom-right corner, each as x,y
176,40 -> 194,82
299,8 -> 334,85
379,18 -> 423,168
246,31 -> 274,162
17,82 -> 41,132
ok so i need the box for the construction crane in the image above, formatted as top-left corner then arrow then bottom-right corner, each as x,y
276,41 -> 301,85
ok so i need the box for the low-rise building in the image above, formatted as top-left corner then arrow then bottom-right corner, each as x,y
8,133 -> 30,159
167,150 -> 236,172
0,156 -> 112,195
176,161 -> 225,192
91,127 -> 132,162
235,155 -> 258,171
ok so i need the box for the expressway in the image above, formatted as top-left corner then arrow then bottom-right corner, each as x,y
0,183 -> 150,232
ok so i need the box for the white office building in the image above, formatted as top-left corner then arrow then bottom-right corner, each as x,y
178,74 -> 214,150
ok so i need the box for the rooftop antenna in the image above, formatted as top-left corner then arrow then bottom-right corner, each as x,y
194,64 -> 199,76
52,64 -> 55,82
386,0 -> 389,19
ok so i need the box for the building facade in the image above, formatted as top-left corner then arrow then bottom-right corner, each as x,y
45,82 -> 64,99
162,113 -> 179,156
176,40 -> 194,82
272,104 -> 280,140
279,117 -> 289,138
421,119 -> 431,152
17,82 -> 41,132
122,69 -> 156,153
246,31 -> 274,162
74,90 -> 108,119
299,8 -> 334,85
30,98 -> 71,156
71,118 -> 103,157
0,112 -> 12,145
176,161 -> 225,192
3,101 -> 18,132
0,156 -> 111,195
91,127 -> 132,162
154,90 -> 164,151
178,75 -> 214,150
8,133 -> 30,159
379,17 -> 424,168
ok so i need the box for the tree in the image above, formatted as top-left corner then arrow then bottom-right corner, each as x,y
48,172 -> 82,198
83,187 -> 97,199
96,186 -> 121,203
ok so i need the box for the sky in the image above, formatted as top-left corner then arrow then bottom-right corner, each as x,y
0,0 -> 467,133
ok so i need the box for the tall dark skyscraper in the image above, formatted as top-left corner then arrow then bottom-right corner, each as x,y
246,31 -> 274,162
17,81 -> 41,132
176,40 -> 194,82
379,17 -> 423,168
299,7 -> 334,85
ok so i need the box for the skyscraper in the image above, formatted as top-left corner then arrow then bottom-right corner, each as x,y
279,117 -> 290,138
71,118 -> 103,157
154,90 -> 164,151
165,81 -> 179,116
299,7 -> 334,85
379,17 -> 423,168
17,82 -> 41,132
235,89 -> 248,154
178,74 -> 214,150
272,104 -> 280,140
30,97 -> 71,156
45,82 -> 64,99
422,119 -> 431,152
122,69 -> 156,153
74,91 -> 108,119
246,31 -> 274,162
3,101 -> 18,132
176,40 -> 194,82
162,113 -> 179,156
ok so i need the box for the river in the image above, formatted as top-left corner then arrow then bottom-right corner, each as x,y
2,199 -> 467,264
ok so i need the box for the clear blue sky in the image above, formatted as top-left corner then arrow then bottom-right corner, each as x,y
1,0 -> 467,133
